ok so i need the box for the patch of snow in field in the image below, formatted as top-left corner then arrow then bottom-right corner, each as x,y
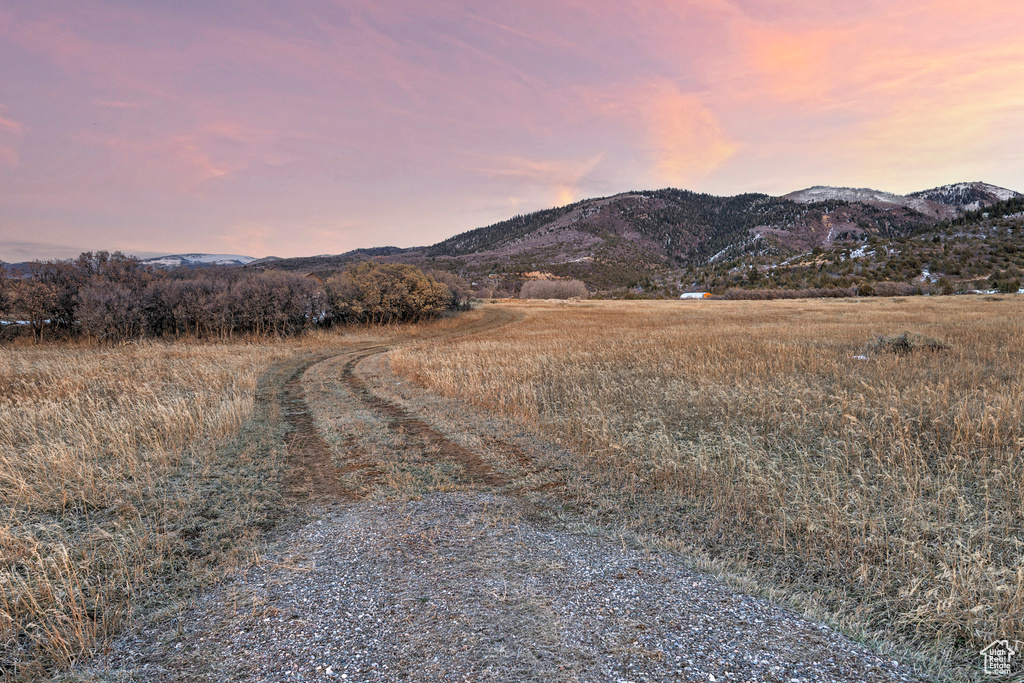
850,245 -> 873,259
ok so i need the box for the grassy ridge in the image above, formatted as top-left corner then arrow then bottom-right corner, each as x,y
390,298 -> 1024,680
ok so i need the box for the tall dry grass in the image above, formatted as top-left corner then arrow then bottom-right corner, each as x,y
390,298 -> 1024,679
0,314 -> 484,681
0,339 -> 308,680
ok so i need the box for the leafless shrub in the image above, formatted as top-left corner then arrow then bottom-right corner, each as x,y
0,263 -> 9,317
872,281 -> 921,297
325,261 -> 453,324
426,269 -> 473,310
76,281 -> 145,342
724,287 -> 858,300
519,279 -> 589,299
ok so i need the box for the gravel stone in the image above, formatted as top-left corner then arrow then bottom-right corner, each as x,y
83,493 -> 925,682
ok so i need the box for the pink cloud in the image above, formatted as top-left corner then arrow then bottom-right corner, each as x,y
0,106 -> 23,167
93,100 -> 140,109
72,123 -> 256,191
0,146 -> 18,167
0,114 -> 24,136
583,79 -> 737,186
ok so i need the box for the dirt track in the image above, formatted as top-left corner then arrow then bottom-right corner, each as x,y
280,308 -> 517,501
79,307 -> 927,683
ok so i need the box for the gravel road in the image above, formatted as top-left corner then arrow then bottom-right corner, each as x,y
83,493 -> 924,682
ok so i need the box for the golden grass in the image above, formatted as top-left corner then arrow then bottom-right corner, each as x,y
390,297 -> 1024,679
0,338 -> 312,680
0,315 -> 483,681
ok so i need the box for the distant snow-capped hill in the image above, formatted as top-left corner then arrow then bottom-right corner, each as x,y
141,253 -> 258,268
784,182 -> 1021,219
784,186 -> 915,208
907,182 -> 1021,211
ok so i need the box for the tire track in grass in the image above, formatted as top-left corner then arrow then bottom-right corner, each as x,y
281,308 -> 520,501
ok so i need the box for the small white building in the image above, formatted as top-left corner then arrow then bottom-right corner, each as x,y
679,292 -> 710,300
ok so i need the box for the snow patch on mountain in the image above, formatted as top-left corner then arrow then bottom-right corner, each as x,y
785,186 -> 907,206
142,253 -> 257,268
907,182 -> 1021,207
784,182 -> 1021,219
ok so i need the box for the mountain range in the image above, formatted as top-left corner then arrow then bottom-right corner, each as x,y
6,181 -> 1022,296
251,181 -> 1023,294
140,253 -> 258,268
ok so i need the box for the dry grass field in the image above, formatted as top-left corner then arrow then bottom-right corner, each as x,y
390,297 -> 1024,678
0,335 -> 338,680
0,313 -> 490,681
4,299 -> 1020,680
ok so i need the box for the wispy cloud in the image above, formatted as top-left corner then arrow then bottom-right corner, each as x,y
471,154 -> 605,206
93,100 -> 140,109
0,115 -> 24,136
0,106 -> 23,167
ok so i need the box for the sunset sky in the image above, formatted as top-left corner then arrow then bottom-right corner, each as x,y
2,1 -> 1023,261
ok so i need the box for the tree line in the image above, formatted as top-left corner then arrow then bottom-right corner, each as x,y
0,253 -> 467,343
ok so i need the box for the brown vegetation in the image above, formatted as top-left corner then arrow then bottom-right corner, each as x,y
0,336 -> 334,680
519,279 -> 589,300
0,305 -> 490,680
0,253 -> 464,344
390,297 -> 1024,679
325,262 -> 455,324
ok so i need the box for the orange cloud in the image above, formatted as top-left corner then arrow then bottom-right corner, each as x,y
587,80 -> 737,186
719,0 -> 1024,190
647,85 -> 737,185
745,26 -> 837,103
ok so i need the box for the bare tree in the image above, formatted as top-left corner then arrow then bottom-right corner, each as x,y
0,263 -> 9,318
77,281 -> 145,343
9,276 -> 58,343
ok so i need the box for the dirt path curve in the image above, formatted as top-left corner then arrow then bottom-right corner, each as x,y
80,307 -> 928,683
278,307 -> 518,502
